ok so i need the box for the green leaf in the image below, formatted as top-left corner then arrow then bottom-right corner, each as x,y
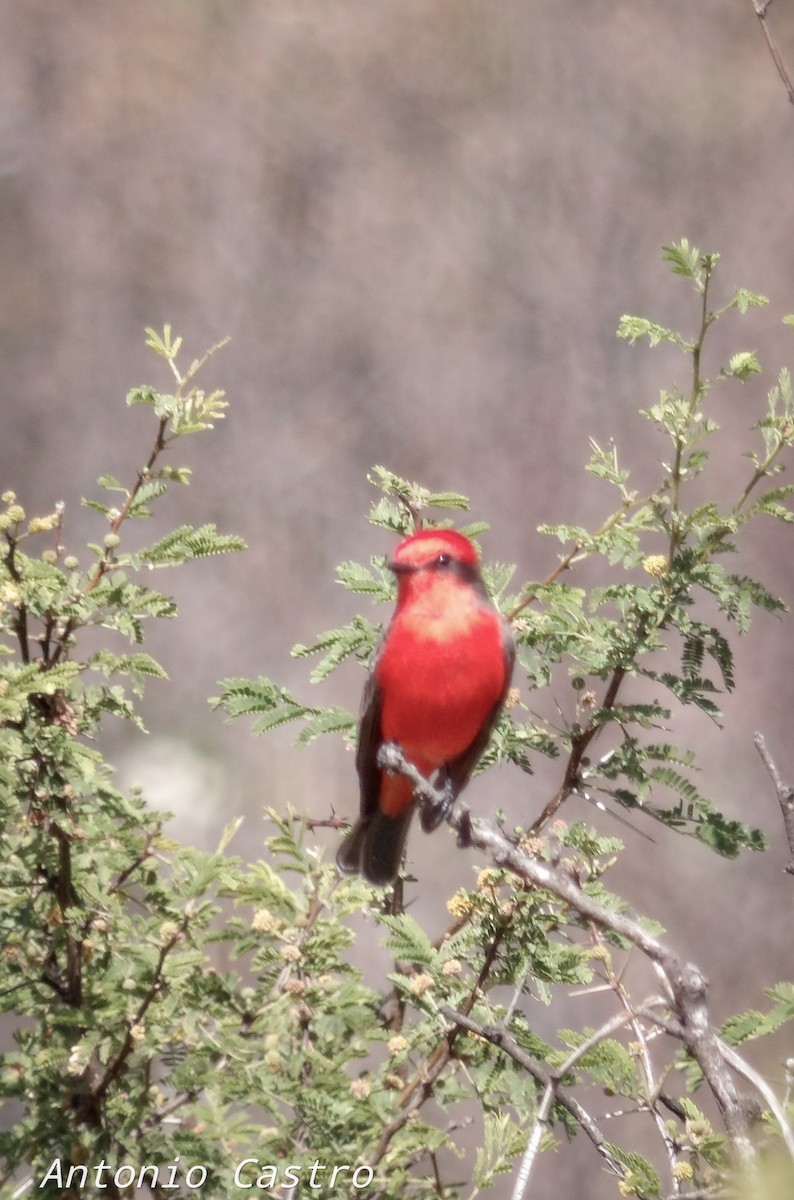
725,350 -> 761,381
82,498 -> 113,517
617,315 -> 688,350
662,238 -> 701,280
127,478 -> 168,518
555,1030 -> 639,1097
743,484 -> 794,525
424,491 -> 470,510
169,387 -> 228,435
159,465 -> 192,484
335,560 -> 393,600
144,324 -> 182,359
586,439 -> 629,489
137,524 -> 246,567
291,615 -> 380,682
472,1112 -> 527,1192
214,677 -> 312,733
697,811 -> 765,856
96,474 -> 127,493
537,521 -> 591,546
295,706 -> 356,745
126,384 -> 159,408
732,288 -> 769,313
382,913 -> 436,966
603,1144 -> 662,1196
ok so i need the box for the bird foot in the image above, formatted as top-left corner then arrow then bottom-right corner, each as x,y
420,777 -> 454,833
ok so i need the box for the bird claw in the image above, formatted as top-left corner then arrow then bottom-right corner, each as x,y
420,777 -> 454,833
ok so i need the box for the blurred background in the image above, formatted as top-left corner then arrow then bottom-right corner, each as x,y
2,1 -> 794,1194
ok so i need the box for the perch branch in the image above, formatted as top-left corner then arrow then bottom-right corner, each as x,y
377,743 -> 756,1166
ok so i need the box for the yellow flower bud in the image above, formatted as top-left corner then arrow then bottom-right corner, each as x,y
409,973 -> 434,997
446,891 -> 474,919
27,514 -> 58,534
642,554 -> 669,579
349,1078 -> 371,1100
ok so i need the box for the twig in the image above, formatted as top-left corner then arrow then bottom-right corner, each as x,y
92,915 -> 188,1101
753,732 -> 794,875
107,831 -> 158,897
377,744 -> 756,1166
3,536 -> 30,664
439,1005 -> 631,1189
367,907 -> 509,1167
668,257 -> 714,564
529,662 -> 627,830
459,803 -> 753,1159
508,491 -> 660,623
50,819 -> 82,1008
48,414 -> 170,667
589,923 -> 682,1191
717,1037 -> 794,1160
749,0 -> 794,108
511,1003 -> 669,1200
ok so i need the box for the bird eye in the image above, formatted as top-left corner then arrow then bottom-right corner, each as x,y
436,553 -> 451,567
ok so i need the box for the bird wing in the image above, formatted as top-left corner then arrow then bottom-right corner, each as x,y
355,668 -> 384,819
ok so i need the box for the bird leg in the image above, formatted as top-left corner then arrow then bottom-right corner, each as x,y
377,743 -> 452,832
419,775 -> 455,832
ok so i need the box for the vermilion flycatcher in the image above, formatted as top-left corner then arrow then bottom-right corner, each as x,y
337,528 -> 515,885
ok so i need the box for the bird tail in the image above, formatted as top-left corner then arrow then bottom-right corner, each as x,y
336,808 -> 414,886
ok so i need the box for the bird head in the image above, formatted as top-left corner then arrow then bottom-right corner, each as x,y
388,529 -> 482,596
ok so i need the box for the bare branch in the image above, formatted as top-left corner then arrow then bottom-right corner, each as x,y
589,924 -> 682,1190
748,0 -> 794,108
511,1000 -> 673,1200
717,1037 -> 794,1160
377,743 -> 757,1166
754,732 -> 794,875
458,804 -> 754,1159
438,1004 -> 630,1188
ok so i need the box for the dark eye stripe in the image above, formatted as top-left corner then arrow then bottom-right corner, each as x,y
424,554 -> 481,587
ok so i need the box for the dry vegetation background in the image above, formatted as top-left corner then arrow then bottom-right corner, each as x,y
2,2 -> 794,1195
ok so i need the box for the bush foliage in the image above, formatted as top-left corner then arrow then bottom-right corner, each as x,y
1,247 -> 793,1199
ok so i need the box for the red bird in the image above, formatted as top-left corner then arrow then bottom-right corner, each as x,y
337,528 -> 515,885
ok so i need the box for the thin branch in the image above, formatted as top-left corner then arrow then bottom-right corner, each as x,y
589,923 -> 682,1191
754,732 -> 794,875
50,819 -> 82,1008
529,662 -> 627,831
48,415 -> 170,667
106,832 -> 158,898
3,536 -> 31,664
459,804 -> 753,1159
749,0 -> 794,108
377,743 -> 756,1166
439,1004 -> 631,1189
717,1037 -> 794,1160
92,915 -> 188,1101
668,260 -> 713,565
508,490 -> 660,623
511,1001 -> 670,1200
367,911 -> 509,1166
